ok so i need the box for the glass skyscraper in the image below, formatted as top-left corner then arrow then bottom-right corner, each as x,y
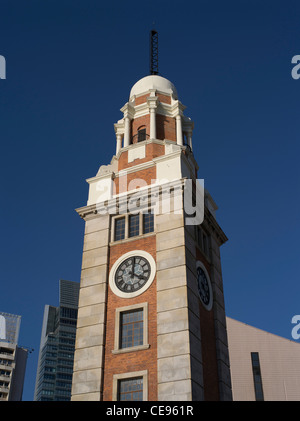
34,280 -> 79,401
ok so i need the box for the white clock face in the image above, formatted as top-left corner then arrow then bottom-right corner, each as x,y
115,256 -> 151,293
109,250 -> 156,298
196,261 -> 213,310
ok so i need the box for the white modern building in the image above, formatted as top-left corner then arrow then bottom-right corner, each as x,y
227,317 -> 300,401
0,312 -> 28,401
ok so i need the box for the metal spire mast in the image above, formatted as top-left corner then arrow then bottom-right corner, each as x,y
150,30 -> 158,75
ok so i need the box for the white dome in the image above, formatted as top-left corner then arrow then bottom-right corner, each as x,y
129,75 -> 178,100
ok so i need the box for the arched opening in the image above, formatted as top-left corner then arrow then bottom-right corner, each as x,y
132,125 -> 148,144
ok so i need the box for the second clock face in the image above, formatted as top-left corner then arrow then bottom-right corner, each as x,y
197,266 -> 210,306
196,262 -> 213,311
115,256 -> 151,293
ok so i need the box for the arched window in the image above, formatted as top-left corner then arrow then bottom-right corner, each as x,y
137,127 -> 146,142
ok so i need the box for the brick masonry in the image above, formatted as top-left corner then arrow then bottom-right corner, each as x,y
102,235 -> 158,401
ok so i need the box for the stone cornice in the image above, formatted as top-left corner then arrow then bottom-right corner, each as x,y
120,102 -> 135,119
203,208 -> 228,246
85,142 -> 199,197
114,138 -> 182,161
119,96 -> 188,121
76,178 -> 186,221
76,178 -> 227,247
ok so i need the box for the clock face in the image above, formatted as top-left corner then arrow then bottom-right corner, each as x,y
197,265 -> 212,310
109,250 -> 156,298
115,256 -> 151,293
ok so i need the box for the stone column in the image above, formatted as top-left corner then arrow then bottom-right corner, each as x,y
123,116 -> 130,147
147,94 -> 158,140
120,102 -> 134,147
176,115 -> 183,146
149,108 -> 156,140
116,134 -> 122,154
114,122 -> 124,155
186,130 -> 193,150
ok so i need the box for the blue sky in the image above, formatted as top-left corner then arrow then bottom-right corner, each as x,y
0,0 -> 300,401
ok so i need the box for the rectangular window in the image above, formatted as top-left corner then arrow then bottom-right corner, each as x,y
120,309 -> 144,349
112,210 -> 155,243
251,352 -> 264,401
197,226 -> 210,258
118,377 -> 143,401
143,213 -> 154,234
113,303 -> 149,355
114,217 -> 125,241
129,214 -> 139,238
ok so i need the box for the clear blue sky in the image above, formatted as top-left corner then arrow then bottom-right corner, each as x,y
0,0 -> 300,401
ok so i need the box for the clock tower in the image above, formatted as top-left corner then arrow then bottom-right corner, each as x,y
71,74 -> 232,401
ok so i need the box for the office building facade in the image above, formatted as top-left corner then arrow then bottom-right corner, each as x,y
34,279 -> 79,401
0,312 -> 28,401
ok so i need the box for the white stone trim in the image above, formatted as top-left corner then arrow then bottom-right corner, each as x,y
109,250 -> 156,299
128,143 -> 146,163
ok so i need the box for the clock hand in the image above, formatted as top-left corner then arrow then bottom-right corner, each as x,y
131,257 -> 135,278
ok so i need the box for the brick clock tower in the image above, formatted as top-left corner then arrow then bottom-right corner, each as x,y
71,74 -> 232,401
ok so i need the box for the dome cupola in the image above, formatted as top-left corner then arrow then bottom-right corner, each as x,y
114,74 -> 194,155
129,75 -> 178,101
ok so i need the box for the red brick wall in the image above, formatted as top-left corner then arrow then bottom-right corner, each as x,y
118,143 -> 165,172
156,114 -> 176,142
130,112 -> 176,144
134,93 -> 171,106
114,166 -> 157,195
196,248 -> 220,401
118,150 -> 129,172
135,94 -> 149,106
102,235 -> 158,401
157,93 -> 171,105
